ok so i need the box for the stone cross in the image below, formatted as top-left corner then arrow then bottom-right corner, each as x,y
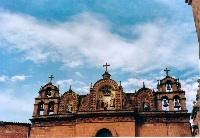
103,63 -> 110,72
164,68 -> 170,76
49,75 -> 54,83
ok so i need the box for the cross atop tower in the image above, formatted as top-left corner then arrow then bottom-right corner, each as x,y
49,75 -> 54,83
164,68 -> 170,76
103,63 -> 110,72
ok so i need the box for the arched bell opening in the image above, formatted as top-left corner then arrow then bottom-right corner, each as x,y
165,80 -> 172,92
38,102 -> 44,115
48,101 -> 54,115
161,96 -> 169,111
46,87 -> 52,97
95,128 -> 112,137
173,95 -> 181,111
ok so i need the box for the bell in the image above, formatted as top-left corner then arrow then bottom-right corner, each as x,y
40,104 -> 43,109
50,105 -> 54,111
174,100 -> 181,108
163,100 -> 169,107
167,84 -> 171,91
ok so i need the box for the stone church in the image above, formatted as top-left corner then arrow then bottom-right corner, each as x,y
29,64 -> 191,137
0,0 -> 199,137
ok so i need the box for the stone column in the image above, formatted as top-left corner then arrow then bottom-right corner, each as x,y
162,85 -> 166,92
172,83 -> 177,91
54,103 -> 59,114
180,98 -> 187,110
43,104 -> 49,115
157,99 -> 162,110
169,99 -> 174,111
33,104 -> 38,116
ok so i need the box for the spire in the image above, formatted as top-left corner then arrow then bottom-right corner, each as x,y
69,85 -> 72,92
157,80 -> 160,85
143,82 -> 145,88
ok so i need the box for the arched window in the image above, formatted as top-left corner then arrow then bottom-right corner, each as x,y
38,102 -> 44,115
173,95 -> 181,110
165,80 -> 172,92
95,128 -> 112,137
46,87 -> 52,97
48,101 -> 54,115
162,96 -> 169,111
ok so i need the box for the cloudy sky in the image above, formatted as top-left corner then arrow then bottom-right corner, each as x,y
0,0 -> 199,123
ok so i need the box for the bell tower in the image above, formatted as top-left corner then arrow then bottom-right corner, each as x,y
33,75 -> 60,116
156,68 -> 187,111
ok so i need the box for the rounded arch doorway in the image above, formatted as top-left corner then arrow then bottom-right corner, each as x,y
95,128 -> 113,137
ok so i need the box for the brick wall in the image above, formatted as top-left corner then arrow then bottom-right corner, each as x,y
0,122 -> 30,138
30,121 -> 135,137
136,122 -> 191,137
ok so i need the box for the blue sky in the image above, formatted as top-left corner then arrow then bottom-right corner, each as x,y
0,0 -> 199,123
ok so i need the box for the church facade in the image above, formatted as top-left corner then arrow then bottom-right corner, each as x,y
29,65 -> 191,137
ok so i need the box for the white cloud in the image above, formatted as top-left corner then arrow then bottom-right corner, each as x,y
56,79 -> 85,88
0,10 -> 198,74
0,74 -> 27,82
10,75 -> 26,82
75,72 -> 83,77
122,78 -> 156,90
181,76 -> 199,104
0,75 -> 9,82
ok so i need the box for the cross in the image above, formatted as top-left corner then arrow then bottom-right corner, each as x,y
49,75 -> 54,83
164,68 -> 170,76
103,63 -> 110,72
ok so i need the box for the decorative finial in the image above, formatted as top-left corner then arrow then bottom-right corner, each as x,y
90,83 -> 93,88
193,101 -> 196,106
164,68 -> 170,76
119,81 -> 121,86
103,63 -> 110,72
143,82 -> 145,88
69,85 -> 72,90
49,75 -> 54,83
157,80 -> 160,85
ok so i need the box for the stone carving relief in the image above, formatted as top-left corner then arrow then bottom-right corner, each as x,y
136,89 -> 155,111
97,85 -> 116,110
58,91 -> 78,114
79,94 -> 90,111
